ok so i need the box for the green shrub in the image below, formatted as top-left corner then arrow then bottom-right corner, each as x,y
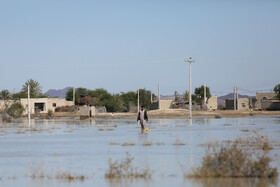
55,106 -> 77,112
7,103 -> 25,118
47,109 -> 53,119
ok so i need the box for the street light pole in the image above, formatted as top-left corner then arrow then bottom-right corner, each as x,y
185,57 -> 195,119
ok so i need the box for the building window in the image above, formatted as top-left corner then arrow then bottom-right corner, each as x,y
35,103 -> 45,112
53,103 -> 56,107
261,97 -> 268,101
242,103 -> 246,108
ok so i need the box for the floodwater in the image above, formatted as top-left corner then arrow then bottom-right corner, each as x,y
0,116 -> 280,187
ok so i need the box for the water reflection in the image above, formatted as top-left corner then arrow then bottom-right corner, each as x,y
189,119 -> 193,167
188,177 -> 278,187
107,178 -> 153,187
0,117 -> 279,187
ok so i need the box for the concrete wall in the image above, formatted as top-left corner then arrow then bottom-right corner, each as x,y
160,100 -> 173,110
150,101 -> 159,110
261,101 -> 280,110
237,98 -> 250,110
150,100 -> 172,110
256,92 -> 277,109
206,96 -> 217,110
226,98 -> 250,110
225,99 -> 234,110
20,98 -> 73,115
78,106 -> 95,117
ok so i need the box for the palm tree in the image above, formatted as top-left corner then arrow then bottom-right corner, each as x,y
0,89 -> 11,109
22,79 -> 43,97
0,89 -> 11,100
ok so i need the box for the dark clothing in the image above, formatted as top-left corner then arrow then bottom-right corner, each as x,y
137,110 -> 148,130
137,110 -> 148,121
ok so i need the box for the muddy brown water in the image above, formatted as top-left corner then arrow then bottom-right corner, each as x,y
0,116 -> 279,187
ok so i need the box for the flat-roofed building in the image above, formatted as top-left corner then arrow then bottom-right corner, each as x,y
206,96 -> 218,110
19,98 -> 73,115
225,98 -> 250,110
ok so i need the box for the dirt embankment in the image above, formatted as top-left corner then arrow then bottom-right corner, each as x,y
27,109 -> 280,119
94,109 -> 280,119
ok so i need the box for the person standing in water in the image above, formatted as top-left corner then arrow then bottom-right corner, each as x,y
137,105 -> 148,131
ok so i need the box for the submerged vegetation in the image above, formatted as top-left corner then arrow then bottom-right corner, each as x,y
105,153 -> 153,181
121,140 -> 136,146
29,163 -> 87,182
199,132 -> 277,151
142,139 -> 153,146
173,137 -> 186,146
188,134 -> 279,179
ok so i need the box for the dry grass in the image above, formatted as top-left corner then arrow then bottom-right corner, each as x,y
105,153 -> 153,181
231,132 -> 273,151
222,123 -> 232,126
240,128 -> 250,132
55,171 -> 86,182
109,141 -> 120,146
173,137 -> 186,146
155,141 -> 165,146
121,140 -> 136,146
29,164 -> 87,182
142,139 -> 153,146
98,128 -> 115,131
188,138 -> 278,178
199,132 -> 275,151
198,139 -> 220,147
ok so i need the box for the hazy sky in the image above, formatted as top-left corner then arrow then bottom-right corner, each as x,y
0,0 -> 279,96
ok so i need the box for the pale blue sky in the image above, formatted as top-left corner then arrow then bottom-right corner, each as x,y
0,0 -> 279,96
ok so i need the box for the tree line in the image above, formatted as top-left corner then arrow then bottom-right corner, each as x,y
65,88 -> 156,112
0,79 -> 157,113
1,79 -> 280,113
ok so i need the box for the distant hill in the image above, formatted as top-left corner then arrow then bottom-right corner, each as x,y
160,95 -> 176,100
45,87 -> 71,98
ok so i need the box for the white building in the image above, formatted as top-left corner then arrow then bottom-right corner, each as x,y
20,98 -> 73,115
0,98 -> 73,115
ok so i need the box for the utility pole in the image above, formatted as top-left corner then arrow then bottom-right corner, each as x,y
236,85 -> 238,110
204,83 -> 206,105
158,84 -> 161,110
185,57 -> 195,119
28,84 -> 31,121
233,86 -> 236,110
73,87 -> 75,105
137,88 -> 140,113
